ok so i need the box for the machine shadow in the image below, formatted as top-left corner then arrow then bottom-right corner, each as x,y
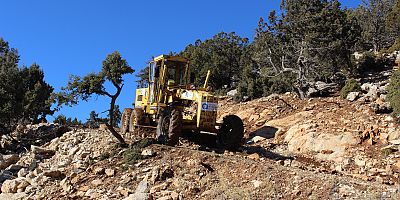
180,130 -> 293,161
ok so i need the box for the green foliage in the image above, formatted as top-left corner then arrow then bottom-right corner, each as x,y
340,79 -> 361,98
235,46 -> 264,101
69,117 -> 83,126
108,105 -> 121,127
354,52 -> 394,75
354,0 -> 398,52
53,114 -> 67,125
122,138 -> 155,166
54,114 -> 82,126
86,111 -> 99,128
56,51 -> 133,144
386,0 -> 400,46
263,73 -> 296,96
180,32 -> 249,90
249,0 -> 360,98
0,38 -> 54,133
387,70 -> 400,118
136,66 -> 149,88
56,51 -> 133,126
382,37 -> 400,53
99,150 -> 116,160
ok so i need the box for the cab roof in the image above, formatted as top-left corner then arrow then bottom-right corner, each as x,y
153,55 -> 188,63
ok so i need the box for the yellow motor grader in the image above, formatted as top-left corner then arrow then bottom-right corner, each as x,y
120,55 -> 243,149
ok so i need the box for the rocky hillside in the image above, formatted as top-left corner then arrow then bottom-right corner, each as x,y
0,63 -> 400,199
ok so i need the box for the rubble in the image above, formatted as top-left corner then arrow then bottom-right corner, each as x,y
0,68 -> 399,199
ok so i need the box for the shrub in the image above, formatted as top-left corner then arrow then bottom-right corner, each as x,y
340,79 -> 361,99
263,74 -> 295,96
387,70 -> 400,118
381,38 -> 400,54
122,138 -> 155,166
355,52 -> 393,75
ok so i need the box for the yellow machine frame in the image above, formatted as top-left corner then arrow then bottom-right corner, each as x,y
134,55 -> 217,132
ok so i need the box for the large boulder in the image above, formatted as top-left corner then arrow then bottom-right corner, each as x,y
268,111 -> 359,161
284,123 -> 359,161
306,81 -> 339,97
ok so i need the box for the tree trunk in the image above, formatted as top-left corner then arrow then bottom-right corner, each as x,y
105,123 -> 126,146
295,86 -> 306,100
106,91 -> 126,146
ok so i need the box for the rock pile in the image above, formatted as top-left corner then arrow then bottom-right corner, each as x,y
0,128 -> 118,199
1,123 -> 70,154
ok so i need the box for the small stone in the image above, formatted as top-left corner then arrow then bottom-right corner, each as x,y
93,167 -> 105,175
157,196 -> 172,200
60,178 -> 72,193
31,145 -> 55,158
85,189 -> 100,198
335,165 -> 343,172
91,179 -> 102,186
247,153 -> 260,160
42,169 -> 63,178
170,191 -> 179,200
141,149 -> 155,157
251,180 -> 263,188
283,159 -> 291,167
16,178 -> 29,190
389,139 -> 400,145
105,169 -> 115,177
150,183 -> 167,194
32,174 -> 50,186
78,185 -> 90,192
68,146 -> 80,156
33,168 -> 42,176
123,193 -> 150,200
354,157 -> 366,167
375,176 -> 384,183
276,160 -> 284,166
17,168 -> 28,178
120,189 -> 129,197
135,180 -> 149,194
394,161 -> 400,169
255,119 -> 267,126
346,92 -> 360,101
251,136 -> 266,143
1,179 -> 18,193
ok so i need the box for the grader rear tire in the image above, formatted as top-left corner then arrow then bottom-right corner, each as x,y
218,115 -> 244,150
120,108 -> 133,134
129,109 -> 144,133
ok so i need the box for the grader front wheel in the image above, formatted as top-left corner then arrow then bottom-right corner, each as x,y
218,115 -> 244,150
156,108 -> 182,146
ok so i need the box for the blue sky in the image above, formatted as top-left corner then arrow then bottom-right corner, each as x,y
1,0 -> 360,122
